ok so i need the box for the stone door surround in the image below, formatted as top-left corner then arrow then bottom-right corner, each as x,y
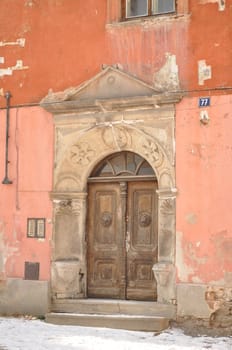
41,66 -> 181,306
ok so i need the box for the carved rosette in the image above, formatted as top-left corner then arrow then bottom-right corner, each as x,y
140,138 -> 164,168
69,142 -> 95,166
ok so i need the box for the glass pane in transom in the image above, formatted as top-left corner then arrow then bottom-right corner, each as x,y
90,152 -> 155,178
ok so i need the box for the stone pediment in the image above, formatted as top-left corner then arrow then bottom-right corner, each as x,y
41,66 -> 181,113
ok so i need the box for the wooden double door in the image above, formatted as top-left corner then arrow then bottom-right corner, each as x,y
87,180 -> 158,301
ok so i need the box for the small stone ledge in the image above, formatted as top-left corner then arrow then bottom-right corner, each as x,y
106,14 -> 191,29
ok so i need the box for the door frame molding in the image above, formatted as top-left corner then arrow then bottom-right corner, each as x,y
49,124 -> 177,305
41,67 -> 181,307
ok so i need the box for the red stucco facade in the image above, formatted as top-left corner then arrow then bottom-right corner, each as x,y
0,0 -> 231,322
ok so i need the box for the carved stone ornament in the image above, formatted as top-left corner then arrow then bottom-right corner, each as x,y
152,262 -> 174,287
101,211 -> 113,227
107,75 -> 116,85
54,200 -> 72,215
54,199 -> 81,216
139,211 -> 151,227
141,139 -> 164,168
160,199 -> 174,216
69,142 -> 95,166
71,199 -> 81,216
40,66 -> 180,307
102,126 -> 131,149
52,261 -> 83,298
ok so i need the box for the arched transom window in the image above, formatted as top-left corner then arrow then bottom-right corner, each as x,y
89,152 -> 156,182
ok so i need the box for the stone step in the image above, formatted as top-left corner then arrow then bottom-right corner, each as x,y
51,299 -> 176,319
45,312 -> 169,332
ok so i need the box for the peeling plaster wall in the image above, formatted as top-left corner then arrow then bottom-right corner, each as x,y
176,95 -> 232,284
176,95 -> 232,319
0,0 -> 108,104
199,0 -> 226,11
153,53 -> 180,91
177,284 -> 232,326
0,108 -> 53,283
0,38 -> 27,78
198,60 -> 212,86
0,0 -> 232,320
106,17 -> 189,91
0,1 -> 231,103
0,58 -> 28,78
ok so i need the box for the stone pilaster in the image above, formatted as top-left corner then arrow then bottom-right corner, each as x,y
50,192 -> 87,299
153,188 -> 177,304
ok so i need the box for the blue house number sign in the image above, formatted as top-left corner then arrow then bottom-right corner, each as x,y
199,97 -> 210,107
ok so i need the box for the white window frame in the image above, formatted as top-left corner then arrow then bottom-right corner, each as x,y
123,0 -> 176,19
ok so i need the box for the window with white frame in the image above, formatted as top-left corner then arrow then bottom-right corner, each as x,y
123,0 -> 176,19
27,218 -> 46,238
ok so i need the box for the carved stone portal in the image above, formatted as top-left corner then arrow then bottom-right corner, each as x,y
41,66 -> 181,307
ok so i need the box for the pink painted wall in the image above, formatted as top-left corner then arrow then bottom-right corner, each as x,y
176,95 -> 232,284
0,107 -> 53,280
0,1 -> 231,286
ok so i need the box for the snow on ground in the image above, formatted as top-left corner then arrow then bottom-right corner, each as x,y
0,317 -> 231,350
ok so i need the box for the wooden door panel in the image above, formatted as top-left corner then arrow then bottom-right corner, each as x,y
95,191 -> 117,246
130,188 -> 156,249
87,183 -> 124,298
87,180 -> 158,301
126,181 -> 158,301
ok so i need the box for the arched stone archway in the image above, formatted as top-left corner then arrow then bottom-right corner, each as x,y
54,123 -> 174,192
41,66 -> 181,310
